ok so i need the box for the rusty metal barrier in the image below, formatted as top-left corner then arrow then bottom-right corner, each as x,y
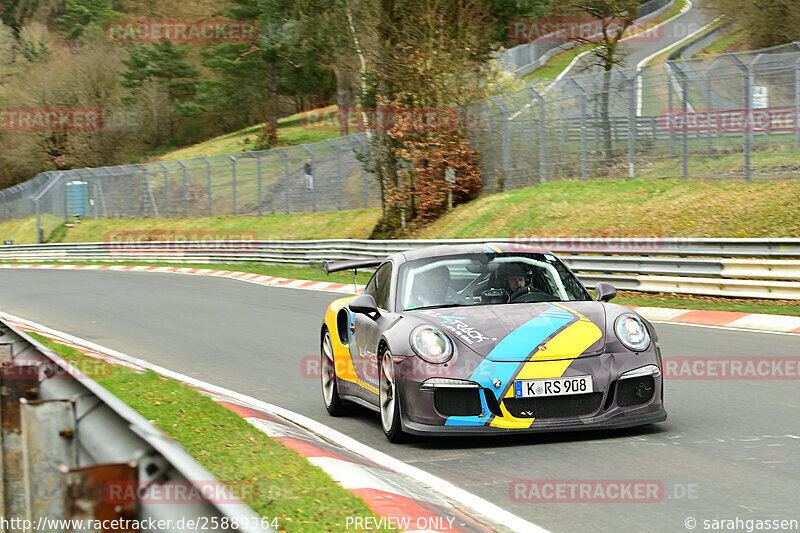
0,317 -> 271,532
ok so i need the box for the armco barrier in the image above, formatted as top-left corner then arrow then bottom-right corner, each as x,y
0,316 -> 271,532
1,238 -> 799,299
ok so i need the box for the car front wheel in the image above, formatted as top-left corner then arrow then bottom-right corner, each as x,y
321,329 -> 347,416
379,350 -> 407,442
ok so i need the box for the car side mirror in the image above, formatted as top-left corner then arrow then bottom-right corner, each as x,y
349,294 -> 380,318
595,282 -> 617,302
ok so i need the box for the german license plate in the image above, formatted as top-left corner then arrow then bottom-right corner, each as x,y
514,376 -> 593,398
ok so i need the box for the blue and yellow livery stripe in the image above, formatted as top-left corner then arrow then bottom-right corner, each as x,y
479,243 -> 503,254
445,304 -> 574,427
443,304 -> 602,429
490,309 -> 602,428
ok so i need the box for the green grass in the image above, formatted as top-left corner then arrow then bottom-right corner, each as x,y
522,45 -> 597,80
157,106 -> 342,162
414,179 -> 800,239
695,28 -> 749,57
643,20 -> 723,67
28,332 -> 389,532
0,214 -> 63,245
49,210 -> 380,244
612,291 -> 800,316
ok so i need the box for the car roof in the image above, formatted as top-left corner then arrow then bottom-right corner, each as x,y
391,242 -> 551,265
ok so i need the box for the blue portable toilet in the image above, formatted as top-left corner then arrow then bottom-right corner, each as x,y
66,180 -> 89,218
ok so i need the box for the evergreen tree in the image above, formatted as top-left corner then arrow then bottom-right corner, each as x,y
120,41 -> 200,113
56,0 -> 122,40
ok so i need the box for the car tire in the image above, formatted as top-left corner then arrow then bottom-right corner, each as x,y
379,350 -> 408,442
321,329 -> 348,416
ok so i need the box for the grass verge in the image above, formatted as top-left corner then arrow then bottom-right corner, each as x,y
28,332 -> 388,533
156,107 -> 341,161
0,214 -> 63,245
415,179 -> 800,239
611,291 -> 800,317
9,210 -> 379,245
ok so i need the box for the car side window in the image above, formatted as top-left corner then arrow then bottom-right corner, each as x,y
366,263 -> 393,311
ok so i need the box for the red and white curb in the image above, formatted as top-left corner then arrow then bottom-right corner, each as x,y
1,311 -> 545,533
3,263 -> 798,334
630,306 -> 800,335
0,263 -> 365,294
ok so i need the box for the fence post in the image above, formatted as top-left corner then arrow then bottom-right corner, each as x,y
488,97 -> 510,190
796,57 -> 800,149
122,166 -> 132,218
727,53 -> 754,182
155,161 -> 168,218
667,62 -> 675,156
705,63 -> 719,156
614,69 -> 637,179
103,167 -> 116,218
276,148 -> 289,213
326,139 -> 343,210
201,156 -> 212,215
226,154 -> 237,215
251,151 -> 263,215
301,144 -> 315,212
354,134 -> 369,208
526,87 -> 547,183
176,160 -> 188,217
671,62 -> 690,180
569,79 -> 588,181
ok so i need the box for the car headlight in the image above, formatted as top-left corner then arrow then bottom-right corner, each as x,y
614,314 -> 651,352
410,325 -> 453,364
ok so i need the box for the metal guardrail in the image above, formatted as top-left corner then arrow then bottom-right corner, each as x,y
1,238 -> 799,299
0,316 -> 271,532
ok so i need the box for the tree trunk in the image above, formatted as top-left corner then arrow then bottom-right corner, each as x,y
332,63 -> 353,136
375,0 -> 398,217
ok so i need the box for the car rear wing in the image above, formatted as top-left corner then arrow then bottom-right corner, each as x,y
323,258 -> 385,274
323,258 -> 386,293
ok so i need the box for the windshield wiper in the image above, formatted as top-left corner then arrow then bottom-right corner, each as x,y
405,303 -> 464,311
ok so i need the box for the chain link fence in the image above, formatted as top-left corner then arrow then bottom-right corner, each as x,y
1,132 -> 382,229
3,41 -> 800,237
471,43 -> 800,192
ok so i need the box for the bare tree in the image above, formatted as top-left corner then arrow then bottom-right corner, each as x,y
550,0 -> 638,162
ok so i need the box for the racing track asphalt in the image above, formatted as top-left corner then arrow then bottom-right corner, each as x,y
1,269 -> 798,533
566,0 -> 710,77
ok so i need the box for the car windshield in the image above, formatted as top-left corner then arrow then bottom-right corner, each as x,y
397,253 -> 592,310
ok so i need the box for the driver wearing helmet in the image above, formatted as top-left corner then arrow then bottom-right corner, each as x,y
505,264 -> 527,295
